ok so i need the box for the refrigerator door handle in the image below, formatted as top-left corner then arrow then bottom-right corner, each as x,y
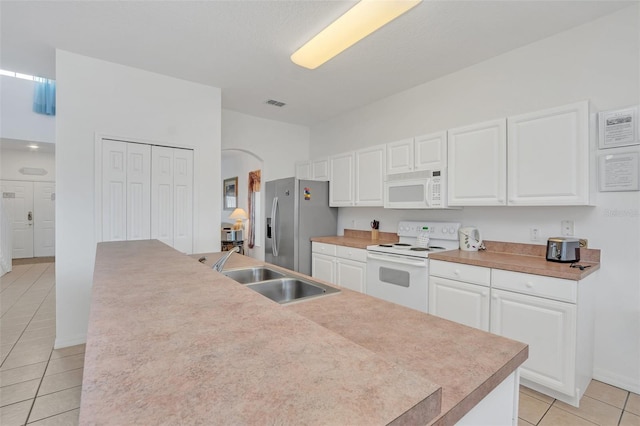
271,196 -> 279,256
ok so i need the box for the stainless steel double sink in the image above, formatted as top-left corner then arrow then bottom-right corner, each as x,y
222,266 -> 339,304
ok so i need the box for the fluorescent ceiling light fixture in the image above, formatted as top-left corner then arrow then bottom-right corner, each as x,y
291,0 -> 421,70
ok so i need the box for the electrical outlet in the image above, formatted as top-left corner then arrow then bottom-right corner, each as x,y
561,220 -> 574,236
530,227 -> 541,241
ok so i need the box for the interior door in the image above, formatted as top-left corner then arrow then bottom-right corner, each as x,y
172,148 -> 193,253
33,182 -> 55,257
1,180 -> 34,258
102,140 -> 128,241
151,146 -> 174,247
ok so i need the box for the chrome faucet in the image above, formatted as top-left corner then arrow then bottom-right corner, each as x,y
212,246 -> 240,272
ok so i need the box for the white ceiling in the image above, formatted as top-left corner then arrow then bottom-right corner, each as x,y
0,1 -> 634,126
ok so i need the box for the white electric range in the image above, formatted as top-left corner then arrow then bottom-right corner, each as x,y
366,221 -> 461,312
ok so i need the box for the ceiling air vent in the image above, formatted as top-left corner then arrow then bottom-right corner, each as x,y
265,99 -> 286,107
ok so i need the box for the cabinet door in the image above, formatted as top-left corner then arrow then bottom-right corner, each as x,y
312,253 -> 335,284
311,158 -> 329,181
448,119 -> 507,206
428,276 -> 490,331
355,145 -> 385,206
490,289 -> 576,395
386,138 -> 414,174
414,131 -> 447,171
329,153 -> 354,206
336,259 -> 366,293
295,161 -> 311,180
507,101 -> 589,205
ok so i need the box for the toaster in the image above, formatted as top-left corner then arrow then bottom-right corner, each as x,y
546,237 -> 580,263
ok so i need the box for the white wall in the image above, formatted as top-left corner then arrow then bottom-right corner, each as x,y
1,76 -> 55,144
1,148 -> 55,182
310,6 -> 640,393
221,109 -> 309,182
56,50 -> 222,348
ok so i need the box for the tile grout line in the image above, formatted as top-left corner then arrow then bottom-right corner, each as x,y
0,263 -> 51,320
0,264 -> 32,294
0,277 -> 55,370
25,406 -> 79,425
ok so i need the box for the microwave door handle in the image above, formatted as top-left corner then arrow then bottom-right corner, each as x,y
271,196 -> 279,256
425,178 -> 432,208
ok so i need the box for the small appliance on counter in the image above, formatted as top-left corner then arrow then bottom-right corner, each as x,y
458,226 -> 483,252
546,237 -> 580,262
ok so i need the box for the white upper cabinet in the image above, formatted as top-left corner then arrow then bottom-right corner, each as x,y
329,152 -> 355,206
295,161 -> 311,180
414,131 -> 447,171
386,132 -> 447,175
329,146 -> 385,207
507,101 -> 589,206
296,158 -> 330,181
311,158 -> 330,181
386,138 -> 414,174
448,118 -> 507,206
355,145 -> 385,206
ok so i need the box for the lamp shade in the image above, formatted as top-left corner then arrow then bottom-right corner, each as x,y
229,208 -> 248,230
229,208 -> 248,220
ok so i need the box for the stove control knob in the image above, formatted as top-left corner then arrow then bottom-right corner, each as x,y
449,227 -> 456,234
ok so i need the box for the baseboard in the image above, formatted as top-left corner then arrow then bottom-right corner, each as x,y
54,335 -> 87,349
593,368 -> 640,394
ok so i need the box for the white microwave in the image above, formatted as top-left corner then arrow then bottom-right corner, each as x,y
384,169 -> 447,209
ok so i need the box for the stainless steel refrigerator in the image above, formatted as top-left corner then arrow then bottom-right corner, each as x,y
265,178 -> 337,275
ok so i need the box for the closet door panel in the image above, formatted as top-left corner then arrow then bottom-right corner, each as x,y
126,143 -> 151,240
102,140 -> 127,242
173,149 -> 193,253
151,146 -> 174,247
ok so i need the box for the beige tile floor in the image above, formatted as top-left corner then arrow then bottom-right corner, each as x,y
2,261 -> 640,425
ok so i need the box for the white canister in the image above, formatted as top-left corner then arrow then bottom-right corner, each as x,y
459,226 -> 483,251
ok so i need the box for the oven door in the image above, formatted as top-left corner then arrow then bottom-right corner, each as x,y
366,252 -> 429,312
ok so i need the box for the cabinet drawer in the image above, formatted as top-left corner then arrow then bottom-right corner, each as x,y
429,260 -> 491,286
492,269 -> 577,303
336,246 -> 367,263
312,242 -> 337,256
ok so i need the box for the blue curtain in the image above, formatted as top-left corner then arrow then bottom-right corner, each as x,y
33,77 -> 56,116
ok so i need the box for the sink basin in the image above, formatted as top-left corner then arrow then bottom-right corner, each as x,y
222,267 -> 287,284
247,278 -> 339,304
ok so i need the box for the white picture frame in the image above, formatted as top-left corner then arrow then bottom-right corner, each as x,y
598,151 -> 639,192
598,106 -> 639,149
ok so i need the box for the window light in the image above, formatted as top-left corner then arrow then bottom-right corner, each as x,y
290,0 -> 422,70
0,69 -> 16,77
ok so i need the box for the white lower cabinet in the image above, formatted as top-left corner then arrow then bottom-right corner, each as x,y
429,259 -> 596,407
312,242 -> 366,293
429,276 -> 490,331
429,260 -> 491,331
311,253 -> 335,284
490,288 -> 576,395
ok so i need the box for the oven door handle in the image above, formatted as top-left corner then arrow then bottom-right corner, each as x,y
366,253 -> 427,267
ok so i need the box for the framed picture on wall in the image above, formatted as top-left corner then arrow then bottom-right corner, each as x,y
223,177 -> 238,210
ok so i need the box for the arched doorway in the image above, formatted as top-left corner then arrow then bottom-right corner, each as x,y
221,149 -> 264,260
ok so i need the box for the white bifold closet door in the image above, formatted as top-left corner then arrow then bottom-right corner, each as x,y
102,140 -> 151,241
151,146 -> 193,253
101,139 -> 193,253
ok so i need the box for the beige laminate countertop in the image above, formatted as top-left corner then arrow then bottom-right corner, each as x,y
81,240 -> 527,426
428,241 -> 600,281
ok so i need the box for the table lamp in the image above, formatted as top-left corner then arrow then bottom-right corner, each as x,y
229,208 -> 248,230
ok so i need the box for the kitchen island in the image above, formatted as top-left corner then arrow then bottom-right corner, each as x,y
81,240 -> 527,425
